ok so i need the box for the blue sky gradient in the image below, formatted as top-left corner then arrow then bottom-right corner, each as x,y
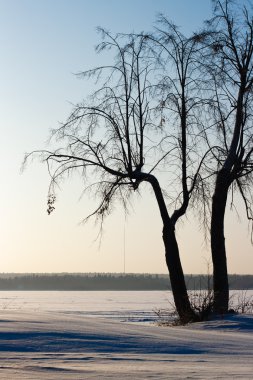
0,0 -> 252,274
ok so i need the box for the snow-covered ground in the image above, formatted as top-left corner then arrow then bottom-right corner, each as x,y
0,291 -> 252,379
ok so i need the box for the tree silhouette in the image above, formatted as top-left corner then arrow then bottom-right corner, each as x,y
25,31 -> 200,322
151,16 -> 211,227
203,0 -> 253,313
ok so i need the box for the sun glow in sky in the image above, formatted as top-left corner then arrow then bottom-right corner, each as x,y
0,0 -> 252,274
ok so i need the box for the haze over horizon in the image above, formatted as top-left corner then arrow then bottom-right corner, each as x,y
0,0 -> 252,274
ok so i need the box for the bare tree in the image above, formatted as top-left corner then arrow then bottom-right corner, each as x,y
203,0 -> 253,313
151,17 -> 211,229
25,31 -> 200,322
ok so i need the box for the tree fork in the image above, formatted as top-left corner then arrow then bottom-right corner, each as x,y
146,173 -> 197,322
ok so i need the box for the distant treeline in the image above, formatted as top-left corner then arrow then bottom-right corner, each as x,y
0,273 -> 252,290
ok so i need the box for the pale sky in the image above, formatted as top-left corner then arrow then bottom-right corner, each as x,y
0,0 -> 252,274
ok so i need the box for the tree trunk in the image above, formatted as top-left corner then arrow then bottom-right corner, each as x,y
211,169 -> 230,314
163,222 -> 197,323
145,173 -> 197,323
